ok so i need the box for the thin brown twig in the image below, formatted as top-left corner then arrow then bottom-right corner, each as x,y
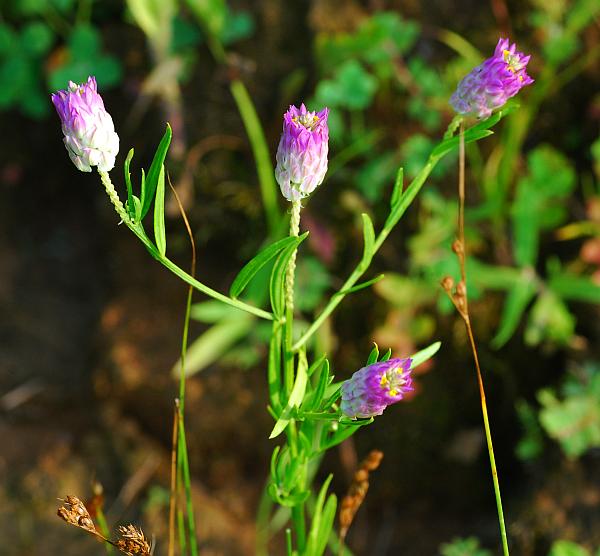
441,124 -> 509,555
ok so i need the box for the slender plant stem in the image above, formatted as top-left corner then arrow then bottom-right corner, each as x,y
99,170 -> 131,224
171,179 -> 199,556
177,417 -> 198,556
168,401 -> 179,556
98,171 -> 273,320
95,507 -> 114,555
284,200 -> 301,394
292,155 -> 441,351
230,80 -> 281,235
453,126 -> 510,555
199,23 -> 281,235
282,199 -> 307,550
292,503 -> 307,553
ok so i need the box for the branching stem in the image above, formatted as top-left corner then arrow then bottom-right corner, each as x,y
444,124 -> 510,556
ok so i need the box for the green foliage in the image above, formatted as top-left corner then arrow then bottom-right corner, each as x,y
0,22 -> 50,117
315,60 -> 378,111
537,366 -> 600,458
515,399 -> 545,460
295,257 -> 332,313
439,537 -> 492,556
549,540 -> 595,556
512,146 -> 576,267
48,25 -> 122,92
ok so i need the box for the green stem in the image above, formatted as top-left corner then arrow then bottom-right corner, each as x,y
98,170 -> 131,225
98,171 -> 274,321
177,419 -> 198,556
457,129 -> 509,555
466,324 -> 509,555
230,80 -> 281,235
292,504 -> 307,552
95,508 -> 114,555
284,200 -> 301,394
292,155 -> 440,351
283,200 -> 307,551
161,254 -> 273,320
199,25 -> 281,236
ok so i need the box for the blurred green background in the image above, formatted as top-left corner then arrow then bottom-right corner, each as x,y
0,0 -> 599,554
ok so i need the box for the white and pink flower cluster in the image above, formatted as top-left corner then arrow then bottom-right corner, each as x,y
51,76 -> 119,173
275,104 -> 329,202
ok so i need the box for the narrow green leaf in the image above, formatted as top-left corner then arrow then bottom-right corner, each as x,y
268,322 -> 283,412
360,213 -> 375,267
390,167 -> 404,210
230,236 -> 301,298
431,129 -> 493,158
124,148 -> 135,219
410,341 -> 441,368
131,195 -> 142,222
380,348 -> 392,362
303,358 -> 330,412
190,300 -> 237,322
269,349 -> 309,439
305,475 -> 334,556
492,280 -> 538,348
171,315 -> 253,377
307,354 -> 328,377
141,124 -> 172,219
153,164 -> 166,256
139,168 -> 146,217
549,272 -> 600,304
269,232 -> 308,319
337,274 -> 384,296
314,494 -> 337,556
320,420 -> 372,452
366,343 -> 379,365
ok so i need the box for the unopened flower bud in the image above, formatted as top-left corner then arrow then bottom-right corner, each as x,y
341,358 -> 413,419
51,76 -> 119,172
450,38 -> 533,119
275,103 -> 329,201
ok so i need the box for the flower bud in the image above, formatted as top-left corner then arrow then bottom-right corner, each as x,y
450,38 -> 533,119
51,76 -> 119,172
275,104 -> 329,201
341,358 -> 413,419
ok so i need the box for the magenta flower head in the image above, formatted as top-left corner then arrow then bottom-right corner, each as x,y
450,38 -> 533,119
275,104 -> 329,202
341,358 -> 413,419
51,76 -> 119,173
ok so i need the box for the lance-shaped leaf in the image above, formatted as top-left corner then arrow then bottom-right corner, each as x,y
230,236 -> 303,299
269,232 -> 309,319
141,124 -> 172,219
153,164 -> 166,256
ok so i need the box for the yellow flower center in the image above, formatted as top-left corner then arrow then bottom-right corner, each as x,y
380,367 -> 406,397
293,113 -> 320,131
503,49 -> 525,73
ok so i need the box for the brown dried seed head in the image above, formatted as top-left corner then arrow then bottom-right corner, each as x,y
116,524 -> 151,556
456,280 -> 467,298
354,469 -> 368,482
56,495 -> 97,534
452,239 -> 464,255
339,449 -> 385,541
441,276 -> 455,292
363,449 -> 383,470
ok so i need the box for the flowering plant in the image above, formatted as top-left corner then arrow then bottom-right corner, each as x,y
53,36 -> 532,554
